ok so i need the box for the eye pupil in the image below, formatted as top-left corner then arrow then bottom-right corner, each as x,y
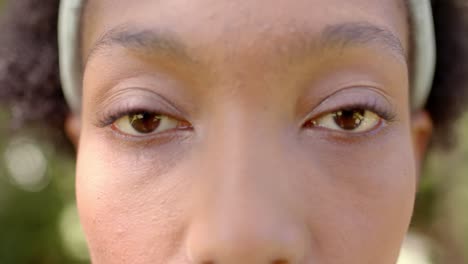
129,112 -> 162,133
333,109 -> 365,130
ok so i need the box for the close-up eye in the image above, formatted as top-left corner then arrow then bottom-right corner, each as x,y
112,112 -> 191,136
307,108 -> 383,133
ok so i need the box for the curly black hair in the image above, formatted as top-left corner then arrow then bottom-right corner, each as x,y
0,0 -> 66,145
0,0 -> 468,149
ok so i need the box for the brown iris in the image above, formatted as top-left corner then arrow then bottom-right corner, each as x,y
333,109 -> 365,130
128,112 -> 162,134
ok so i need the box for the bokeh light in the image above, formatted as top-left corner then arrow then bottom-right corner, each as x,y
4,137 -> 49,192
398,233 -> 433,264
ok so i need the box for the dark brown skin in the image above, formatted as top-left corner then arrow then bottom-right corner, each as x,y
67,0 -> 433,263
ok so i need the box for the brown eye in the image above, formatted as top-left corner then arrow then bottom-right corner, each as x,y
309,108 -> 381,133
128,112 -> 162,134
113,112 -> 189,136
333,109 -> 365,130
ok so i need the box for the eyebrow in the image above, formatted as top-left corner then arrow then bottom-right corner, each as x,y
321,22 -> 407,63
86,25 -> 195,66
86,21 -> 407,67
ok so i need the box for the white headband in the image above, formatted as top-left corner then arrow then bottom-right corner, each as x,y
58,0 -> 83,113
407,0 -> 437,110
58,0 -> 436,112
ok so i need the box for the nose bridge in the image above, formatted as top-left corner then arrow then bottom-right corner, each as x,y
199,107 -> 289,211
185,111 -> 308,264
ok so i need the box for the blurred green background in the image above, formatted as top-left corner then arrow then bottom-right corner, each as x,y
0,1 -> 467,264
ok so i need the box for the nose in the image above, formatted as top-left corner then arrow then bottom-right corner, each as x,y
186,189 -> 308,264
185,119 -> 310,264
187,212 -> 307,264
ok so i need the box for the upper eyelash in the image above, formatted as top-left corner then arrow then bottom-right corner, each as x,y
312,99 -> 397,123
96,99 -> 396,129
96,107 -> 172,128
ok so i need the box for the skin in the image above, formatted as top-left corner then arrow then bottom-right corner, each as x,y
67,0 -> 433,263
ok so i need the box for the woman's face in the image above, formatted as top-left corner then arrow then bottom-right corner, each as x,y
75,0 -> 429,263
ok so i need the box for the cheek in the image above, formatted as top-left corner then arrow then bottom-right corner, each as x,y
295,131 -> 416,262
75,122 -> 417,263
75,131 -> 192,263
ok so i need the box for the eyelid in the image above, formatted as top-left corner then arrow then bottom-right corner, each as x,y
312,100 -> 396,122
93,88 -> 188,128
300,86 -> 397,126
98,107 -> 181,128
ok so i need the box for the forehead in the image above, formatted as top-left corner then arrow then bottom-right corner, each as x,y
82,0 -> 409,58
